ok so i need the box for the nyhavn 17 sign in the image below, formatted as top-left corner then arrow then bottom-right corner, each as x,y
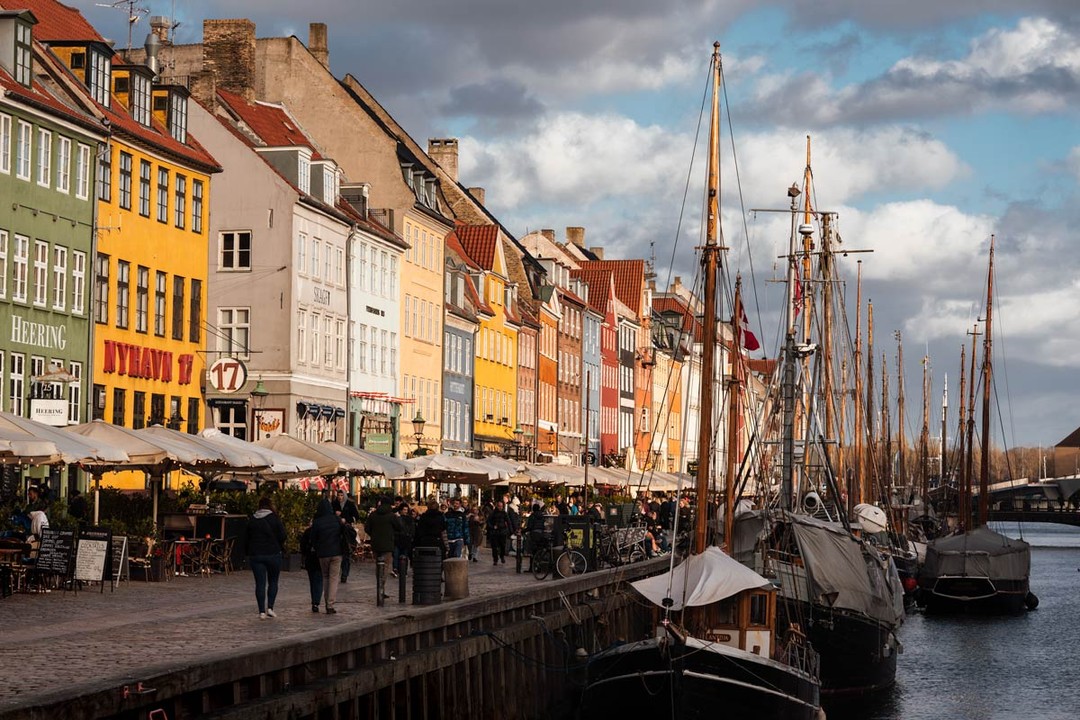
208,358 -> 248,394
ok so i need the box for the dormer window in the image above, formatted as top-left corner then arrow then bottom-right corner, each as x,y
88,49 -> 111,108
131,72 -> 151,126
168,92 -> 187,143
322,165 -> 337,205
298,151 -> 311,195
14,20 -> 31,86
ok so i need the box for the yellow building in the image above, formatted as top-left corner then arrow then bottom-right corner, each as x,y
32,1 -> 220,488
456,225 -> 520,454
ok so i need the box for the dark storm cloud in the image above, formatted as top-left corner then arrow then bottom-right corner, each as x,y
785,0 -> 1080,31
442,79 -> 545,120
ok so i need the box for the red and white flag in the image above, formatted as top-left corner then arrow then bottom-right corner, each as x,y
740,307 -> 760,351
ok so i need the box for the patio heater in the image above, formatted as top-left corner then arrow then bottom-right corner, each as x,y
412,411 -> 426,456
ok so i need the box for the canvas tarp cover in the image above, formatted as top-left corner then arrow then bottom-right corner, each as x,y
789,518 -> 904,626
632,546 -> 773,612
922,527 -> 1030,581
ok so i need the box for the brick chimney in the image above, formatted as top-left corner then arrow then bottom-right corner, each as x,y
309,23 -> 329,70
149,16 -> 172,44
541,229 -> 555,242
428,138 -> 459,182
203,19 -> 257,103
566,226 -> 585,248
588,246 -> 604,259
467,187 -> 485,205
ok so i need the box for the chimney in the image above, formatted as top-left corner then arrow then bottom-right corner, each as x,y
202,19 -> 257,103
149,16 -> 172,44
309,23 -> 329,70
428,138 -> 459,182
588,246 -> 604,260
189,70 -> 217,112
541,229 -> 555,242
566,226 -> 585,248
467,187 -> 486,206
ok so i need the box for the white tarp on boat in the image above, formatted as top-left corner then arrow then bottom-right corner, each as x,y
921,526 -> 1030,581
632,547 -> 773,612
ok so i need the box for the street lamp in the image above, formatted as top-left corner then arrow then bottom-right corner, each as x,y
512,424 -> 524,459
250,378 -> 269,440
412,411 -> 426,456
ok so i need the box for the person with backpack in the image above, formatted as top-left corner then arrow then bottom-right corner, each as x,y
242,496 -> 287,620
310,498 -> 344,614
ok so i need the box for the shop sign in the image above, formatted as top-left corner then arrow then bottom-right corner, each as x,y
364,433 -> 392,455
208,357 -> 247,394
30,398 -> 68,427
101,340 -> 195,384
10,315 -> 67,350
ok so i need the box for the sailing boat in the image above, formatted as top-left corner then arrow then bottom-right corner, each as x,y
731,138 -> 905,696
580,43 -> 822,719
916,238 -> 1036,614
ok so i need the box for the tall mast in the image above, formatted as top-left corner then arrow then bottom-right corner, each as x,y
964,324 -> 980,531
821,213 -> 839,488
693,43 -> 722,553
920,354 -> 931,502
853,264 -> 864,506
725,278 -> 746,546
957,344 -> 968,528
978,237 -> 995,527
881,351 -> 890,496
938,371 -> 947,497
864,301 -> 875,504
895,332 -> 906,501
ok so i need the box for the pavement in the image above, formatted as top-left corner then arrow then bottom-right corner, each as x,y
0,555 -> 538,713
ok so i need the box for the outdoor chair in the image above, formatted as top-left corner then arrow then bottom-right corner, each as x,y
207,537 -> 236,575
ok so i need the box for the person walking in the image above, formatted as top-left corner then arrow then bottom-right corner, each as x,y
467,505 -> 482,563
310,498 -> 344,614
365,497 -> 401,599
486,500 -> 513,565
299,522 -> 322,613
242,497 -> 286,620
444,498 -> 470,558
414,500 -> 448,556
333,490 -> 362,584
393,504 -> 415,577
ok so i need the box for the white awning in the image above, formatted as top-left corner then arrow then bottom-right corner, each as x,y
632,547 -> 773,611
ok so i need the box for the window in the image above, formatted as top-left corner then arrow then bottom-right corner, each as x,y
115,260 -> 129,328
97,145 -> 111,201
311,240 -> 320,278
174,174 -> 186,228
138,160 -> 151,216
0,114 -> 10,173
34,128 -> 52,187
75,144 -> 90,199
403,296 -> 411,337
67,361 -> 82,423
132,391 -> 146,429
135,266 -> 148,332
310,313 -> 319,364
369,324 -> 377,372
335,319 -> 345,369
325,243 -> 332,282
358,244 -> 367,292
52,246 -> 67,310
297,233 -> 307,272
0,231 -> 6,299
215,404 -> 245,440
156,167 -> 169,222
297,309 -> 307,363
14,21 -> 31,85
390,256 -> 398,297
298,154 -> 310,194
380,251 -> 388,295
32,239 -> 49,306
220,231 -> 251,270
390,333 -> 397,377
72,251 -> 85,314
118,151 -> 132,209
131,72 -> 151,126
50,136 -> 71,194
169,94 -> 187,144
112,388 -> 126,426
380,329 -> 388,375
16,120 -> 31,180
192,179 -> 203,233
94,253 -> 109,323
9,353 -> 24,415
154,271 -> 166,335
357,324 -> 367,372
149,394 -> 164,426
89,50 -> 111,107
323,316 -> 333,365
217,307 -> 250,357
187,398 -> 199,434
189,279 -> 201,343
172,276 -> 185,340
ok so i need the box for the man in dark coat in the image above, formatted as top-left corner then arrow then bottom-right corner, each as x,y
413,501 -> 447,555
333,490 -> 362,584
486,501 -> 513,565
444,498 -> 470,558
242,496 -> 287,619
310,498 -> 344,614
365,497 -> 402,597
393,504 -> 416,576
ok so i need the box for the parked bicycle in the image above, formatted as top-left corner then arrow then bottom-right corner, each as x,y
531,529 -> 589,580
595,522 -> 649,569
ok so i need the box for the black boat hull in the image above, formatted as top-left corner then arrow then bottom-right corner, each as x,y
917,576 -> 1030,614
780,600 -> 898,696
582,638 -> 821,720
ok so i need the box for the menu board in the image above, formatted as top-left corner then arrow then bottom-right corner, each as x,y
74,528 -> 111,584
36,528 -> 75,576
110,535 -> 128,587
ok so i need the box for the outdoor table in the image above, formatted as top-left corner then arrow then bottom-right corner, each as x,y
173,540 -> 201,576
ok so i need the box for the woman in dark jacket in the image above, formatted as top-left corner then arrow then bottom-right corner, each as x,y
486,501 -> 513,566
243,496 -> 287,619
393,505 -> 415,577
310,498 -> 344,614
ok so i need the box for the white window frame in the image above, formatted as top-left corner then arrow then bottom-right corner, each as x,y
16,120 -> 31,181
216,307 -> 251,359
10,353 -> 25,416
298,233 -> 307,274
219,230 -> 252,271
297,308 -> 307,364
75,143 -> 91,199
0,231 -> 6,299
12,234 -> 29,302
357,324 -> 367,372
71,251 -> 86,315
0,114 -> 10,174
311,239 -> 320,278
52,245 -> 67,310
68,361 -> 82,424
56,136 -> 71,193
36,128 -> 51,187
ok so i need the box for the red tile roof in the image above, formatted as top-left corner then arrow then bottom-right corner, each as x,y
455,223 -> 499,270
217,90 -> 323,158
579,260 -> 646,315
12,0 -> 104,42
570,267 -> 614,316
0,60 -> 102,135
444,229 -> 481,271
653,296 -> 702,342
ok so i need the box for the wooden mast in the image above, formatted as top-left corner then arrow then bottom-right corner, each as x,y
881,351 -> 890,495
920,354 -> 931,502
864,301 -> 875,505
725,278 -> 745,547
895,332 -> 906,502
964,324 -> 980,530
693,42 -> 722,554
853,263 -> 864,505
978,237 -> 995,527
957,343 -> 968,528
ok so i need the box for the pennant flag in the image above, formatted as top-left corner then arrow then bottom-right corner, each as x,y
740,307 -> 760,351
792,268 -> 803,319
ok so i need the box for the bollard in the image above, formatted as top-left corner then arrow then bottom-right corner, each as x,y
376,558 -> 385,607
515,532 -> 523,574
444,557 -> 469,600
398,555 -> 408,603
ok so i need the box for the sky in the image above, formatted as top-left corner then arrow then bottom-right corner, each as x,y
78,1 -> 1080,452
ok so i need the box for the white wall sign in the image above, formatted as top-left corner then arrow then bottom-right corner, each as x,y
30,398 -> 68,427
208,358 -> 248,394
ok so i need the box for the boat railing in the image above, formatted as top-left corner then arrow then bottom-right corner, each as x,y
775,624 -> 820,679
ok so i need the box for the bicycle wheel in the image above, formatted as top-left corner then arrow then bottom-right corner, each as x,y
627,547 -> 647,564
532,547 -> 551,580
556,550 -> 588,578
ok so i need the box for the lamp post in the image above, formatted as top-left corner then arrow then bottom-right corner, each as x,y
412,410 -> 426,456
512,424 -> 524,459
250,378 -> 269,440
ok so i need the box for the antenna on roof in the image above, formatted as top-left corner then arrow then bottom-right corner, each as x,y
96,0 -> 149,51
644,240 -> 657,280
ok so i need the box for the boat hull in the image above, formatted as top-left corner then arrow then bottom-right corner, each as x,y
780,600 -> 898,696
917,575 -> 1029,614
582,638 -> 821,720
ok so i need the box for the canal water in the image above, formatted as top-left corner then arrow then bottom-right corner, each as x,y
826,523 -> 1080,720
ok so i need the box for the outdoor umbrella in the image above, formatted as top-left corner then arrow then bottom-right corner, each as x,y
320,441 -> 411,478
255,434 -> 361,477
0,411 -> 129,464
199,429 -> 318,478
0,427 -> 61,465
404,453 -> 503,485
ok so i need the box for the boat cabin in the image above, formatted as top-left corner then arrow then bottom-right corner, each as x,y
682,588 -> 776,658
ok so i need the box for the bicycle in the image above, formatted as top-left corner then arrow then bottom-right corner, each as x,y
530,530 -> 590,580
596,522 -> 648,568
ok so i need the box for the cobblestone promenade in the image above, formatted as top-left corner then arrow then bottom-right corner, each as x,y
0,558 -> 537,714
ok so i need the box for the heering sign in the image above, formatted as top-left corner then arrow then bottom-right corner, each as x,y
31,398 -> 68,427
11,315 -> 67,350
101,340 -> 195,385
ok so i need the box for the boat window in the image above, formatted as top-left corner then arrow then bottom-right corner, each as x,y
749,593 -> 769,626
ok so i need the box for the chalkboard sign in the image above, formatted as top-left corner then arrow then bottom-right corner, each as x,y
36,528 -> 75,576
75,528 -> 111,585
110,535 -> 128,588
